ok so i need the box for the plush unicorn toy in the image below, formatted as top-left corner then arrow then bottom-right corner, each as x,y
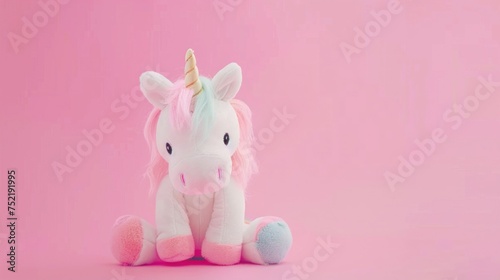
111,49 -> 292,266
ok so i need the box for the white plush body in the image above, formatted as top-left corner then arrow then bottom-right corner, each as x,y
110,57 -> 292,266
156,176 -> 244,251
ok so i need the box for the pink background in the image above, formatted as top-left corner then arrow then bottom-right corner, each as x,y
1,0 -> 500,279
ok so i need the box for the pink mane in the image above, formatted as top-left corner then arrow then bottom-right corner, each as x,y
144,81 -> 193,194
230,99 -> 258,187
144,107 -> 167,194
144,93 -> 257,194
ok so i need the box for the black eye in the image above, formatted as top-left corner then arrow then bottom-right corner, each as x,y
223,133 -> 230,145
166,143 -> 172,155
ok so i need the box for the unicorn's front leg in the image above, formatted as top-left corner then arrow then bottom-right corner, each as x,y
202,180 -> 245,265
155,177 -> 195,262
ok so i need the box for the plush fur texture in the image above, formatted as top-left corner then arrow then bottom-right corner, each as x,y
111,57 -> 292,266
157,235 -> 195,262
111,216 -> 144,265
255,221 -> 293,264
144,78 -> 256,195
202,241 -> 242,265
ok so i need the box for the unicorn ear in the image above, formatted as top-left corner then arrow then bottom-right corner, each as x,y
140,71 -> 173,109
212,63 -> 242,101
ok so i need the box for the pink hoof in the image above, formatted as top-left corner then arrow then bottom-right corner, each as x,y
202,240 -> 242,265
111,216 -> 143,265
156,235 -> 195,262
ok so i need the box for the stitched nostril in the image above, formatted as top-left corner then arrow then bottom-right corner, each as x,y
218,168 -> 222,180
180,173 -> 186,186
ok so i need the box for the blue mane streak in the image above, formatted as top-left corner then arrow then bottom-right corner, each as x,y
191,77 -> 215,142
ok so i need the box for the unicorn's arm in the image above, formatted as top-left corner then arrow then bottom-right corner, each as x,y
201,179 -> 245,265
155,176 -> 195,262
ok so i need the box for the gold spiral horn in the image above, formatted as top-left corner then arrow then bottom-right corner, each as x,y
184,48 -> 203,97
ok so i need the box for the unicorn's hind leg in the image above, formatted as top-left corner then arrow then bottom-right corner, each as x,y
111,215 -> 158,266
242,217 -> 292,265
